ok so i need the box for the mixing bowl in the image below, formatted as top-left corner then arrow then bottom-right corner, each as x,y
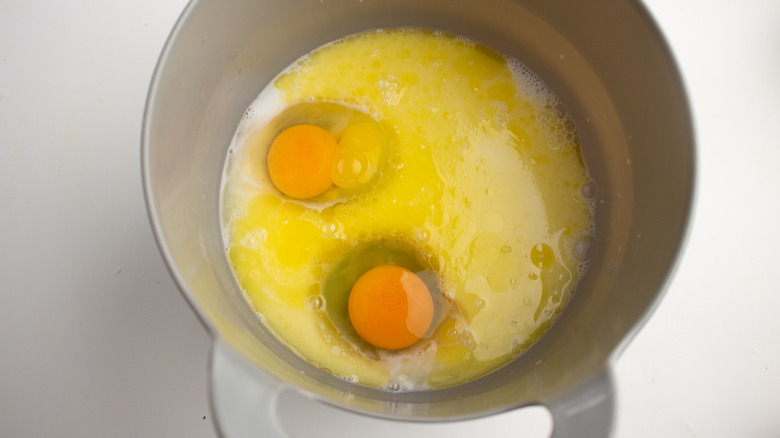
142,0 -> 694,436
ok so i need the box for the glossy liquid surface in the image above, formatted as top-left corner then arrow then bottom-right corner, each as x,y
221,29 -> 595,390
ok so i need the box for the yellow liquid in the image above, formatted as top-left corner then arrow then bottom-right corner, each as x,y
221,29 -> 594,390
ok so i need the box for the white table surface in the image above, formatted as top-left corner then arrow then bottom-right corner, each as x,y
2,1 -> 778,437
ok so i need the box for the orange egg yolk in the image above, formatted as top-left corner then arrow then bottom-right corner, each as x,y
348,265 -> 434,350
267,124 -> 337,199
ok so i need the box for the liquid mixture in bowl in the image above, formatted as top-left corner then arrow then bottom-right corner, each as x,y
221,29 -> 595,391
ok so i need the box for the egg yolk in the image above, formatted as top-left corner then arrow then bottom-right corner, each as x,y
267,124 -> 337,199
331,121 -> 382,188
348,265 -> 434,350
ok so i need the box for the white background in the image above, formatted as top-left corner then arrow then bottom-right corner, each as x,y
1,0 -> 778,437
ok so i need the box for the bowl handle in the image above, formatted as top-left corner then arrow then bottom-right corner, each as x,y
210,339 -> 289,438
210,337 -> 614,438
546,368 -> 615,438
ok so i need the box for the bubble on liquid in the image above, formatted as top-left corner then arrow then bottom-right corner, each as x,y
306,295 -> 326,311
500,245 -> 512,254
332,150 -> 369,187
554,103 -> 566,119
416,228 -> 431,242
239,229 -> 267,250
237,85 -> 287,132
447,328 -> 459,339
462,333 -> 476,351
528,272 -> 538,280
530,243 -> 555,270
377,77 -> 407,105
572,234 -> 596,262
474,298 -> 485,309
492,103 -> 511,129
581,180 -> 597,199
507,56 -> 556,106
320,220 -> 340,235
385,381 -> 403,392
